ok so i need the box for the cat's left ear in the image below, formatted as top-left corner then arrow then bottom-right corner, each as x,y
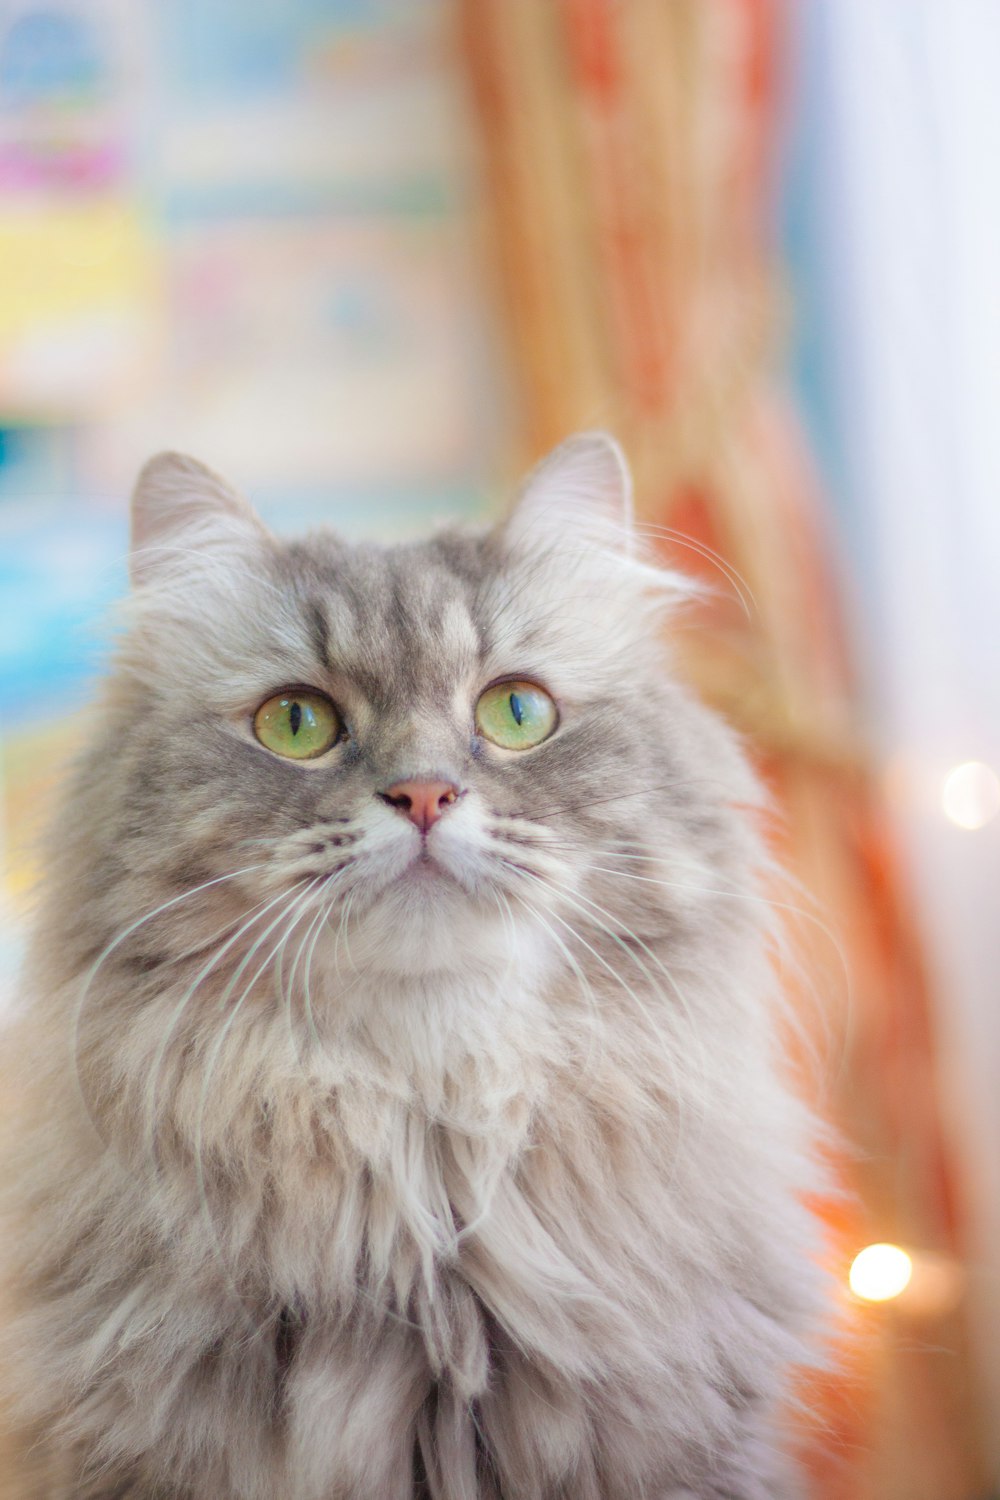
505,431 -> 634,552
130,451 -> 271,587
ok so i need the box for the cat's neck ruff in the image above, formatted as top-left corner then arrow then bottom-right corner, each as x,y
285,918 -> 562,1136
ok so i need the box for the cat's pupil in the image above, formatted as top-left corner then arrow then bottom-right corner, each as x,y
509,692 -> 523,726
289,701 -> 302,736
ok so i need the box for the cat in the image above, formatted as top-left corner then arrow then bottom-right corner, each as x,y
0,433 -> 825,1498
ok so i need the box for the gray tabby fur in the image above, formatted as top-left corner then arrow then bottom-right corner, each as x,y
0,435 -> 825,1497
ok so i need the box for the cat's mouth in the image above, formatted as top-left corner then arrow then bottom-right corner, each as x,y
338,815 -> 499,913
381,832 -> 493,907
398,845 -> 462,889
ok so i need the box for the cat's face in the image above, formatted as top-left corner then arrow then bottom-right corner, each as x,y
108,436 -> 749,999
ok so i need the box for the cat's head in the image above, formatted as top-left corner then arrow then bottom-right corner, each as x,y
103,434 -> 754,998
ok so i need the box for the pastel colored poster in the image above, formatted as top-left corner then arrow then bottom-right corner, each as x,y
0,1 -> 153,415
0,0 -> 135,191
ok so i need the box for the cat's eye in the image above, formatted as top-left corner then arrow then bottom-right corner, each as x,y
253,689 -> 342,760
475,680 -> 558,750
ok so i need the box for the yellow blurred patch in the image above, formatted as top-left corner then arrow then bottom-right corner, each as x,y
1,717 -> 86,905
0,201 -> 156,414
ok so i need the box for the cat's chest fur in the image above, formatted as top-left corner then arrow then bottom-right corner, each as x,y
159,962 -> 559,1317
257,1069 -> 529,1408
152,955 -> 665,1400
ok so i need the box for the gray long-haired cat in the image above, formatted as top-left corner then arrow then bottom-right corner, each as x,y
0,434 -> 824,1498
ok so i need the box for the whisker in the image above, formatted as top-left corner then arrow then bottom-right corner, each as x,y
275,876 -> 327,1057
142,881 -> 309,1170
634,522 -> 756,618
283,885 -> 334,1058
286,863 -> 360,1057
190,880 -> 320,1332
298,873 -> 371,1042
501,863 -> 703,1157
487,887 -> 521,1004
581,857 -> 852,1090
582,860 -> 846,963
558,878 -> 715,1117
511,778 -> 725,823
507,890 -> 604,1089
505,867 -> 671,1055
70,863 -> 268,1145
337,887 -> 360,976
301,897 -> 333,1047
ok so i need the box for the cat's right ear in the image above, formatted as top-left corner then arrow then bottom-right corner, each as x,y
129,452 -> 270,587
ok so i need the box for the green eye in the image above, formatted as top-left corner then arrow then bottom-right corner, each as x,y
475,680 -> 557,750
253,689 -> 342,760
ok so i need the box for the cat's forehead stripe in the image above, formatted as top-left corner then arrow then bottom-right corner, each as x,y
297,539 -> 483,702
307,599 -> 335,675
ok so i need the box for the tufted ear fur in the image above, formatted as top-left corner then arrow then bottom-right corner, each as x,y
129,452 -> 271,587
505,431 -> 634,553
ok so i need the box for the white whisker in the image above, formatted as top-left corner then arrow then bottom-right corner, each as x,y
633,522 -> 756,618
282,883 -> 332,1057
502,862 -> 705,1158
70,864 -> 268,1145
503,888 -> 604,1088
190,880 -> 319,1330
142,880 -> 309,1170
562,878 -> 711,1072
583,854 -> 852,1092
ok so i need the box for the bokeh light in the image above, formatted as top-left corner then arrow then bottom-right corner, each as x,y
941,761 -> 1000,830
849,1244 -> 914,1303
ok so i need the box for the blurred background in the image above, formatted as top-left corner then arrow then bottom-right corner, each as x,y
0,2 -> 997,1495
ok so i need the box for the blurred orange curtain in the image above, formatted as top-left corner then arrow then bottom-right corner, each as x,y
457,1 -> 986,1496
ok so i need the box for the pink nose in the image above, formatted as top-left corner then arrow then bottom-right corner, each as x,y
380,779 -> 460,834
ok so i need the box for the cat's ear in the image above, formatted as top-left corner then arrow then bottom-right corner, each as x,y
130,452 -> 270,587
505,431 -> 634,552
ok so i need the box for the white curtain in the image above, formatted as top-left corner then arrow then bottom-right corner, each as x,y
788,0 -> 1000,1471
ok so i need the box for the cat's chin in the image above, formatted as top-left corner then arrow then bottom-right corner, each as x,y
397,851 -> 463,890
381,856 -> 484,927
331,860 -> 524,979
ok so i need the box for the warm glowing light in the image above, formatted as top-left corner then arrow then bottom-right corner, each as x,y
849,1243 -> 913,1302
941,761 -> 1000,830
